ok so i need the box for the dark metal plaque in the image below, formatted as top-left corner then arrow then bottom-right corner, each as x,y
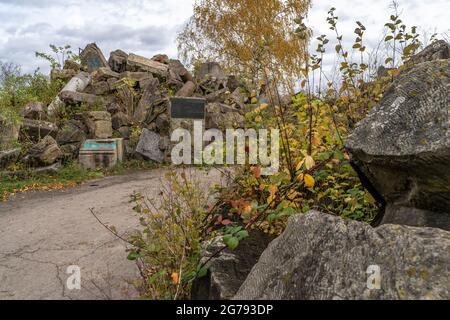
170,97 -> 206,119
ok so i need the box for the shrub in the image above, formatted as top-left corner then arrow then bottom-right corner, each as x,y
127,169 -> 212,299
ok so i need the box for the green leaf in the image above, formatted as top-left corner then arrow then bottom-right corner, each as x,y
385,23 -> 395,31
236,230 -> 249,241
385,35 -> 393,41
279,207 -> 296,217
127,251 -> 140,261
196,266 -> 209,278
268,213 -> 277,223
224,236 -> 239,250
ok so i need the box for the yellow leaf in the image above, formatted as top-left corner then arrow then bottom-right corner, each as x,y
305,156 -> 315,170
243,204 -> 253,215
296,158 -> 305,171
344,152 -> 350,161
296,173 -> 304,182
269,185 -> 278,198
260,103 -> 269,110
311,135 -> 321,147
304,174 -> 315,188
171,272 -> 179,285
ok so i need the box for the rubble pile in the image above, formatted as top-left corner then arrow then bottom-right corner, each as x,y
0,43 -> 251,171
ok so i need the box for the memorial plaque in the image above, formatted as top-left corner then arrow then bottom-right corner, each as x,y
170,97 -> 206,120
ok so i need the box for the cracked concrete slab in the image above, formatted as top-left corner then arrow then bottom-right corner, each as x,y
0,168 -> 226,300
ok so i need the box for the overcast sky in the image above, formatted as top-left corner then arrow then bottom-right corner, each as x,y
0,0 -> 448,74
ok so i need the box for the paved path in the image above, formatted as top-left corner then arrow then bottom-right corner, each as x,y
0,168 -> 226,300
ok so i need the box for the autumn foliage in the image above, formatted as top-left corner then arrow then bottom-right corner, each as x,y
178,0 -> 312,92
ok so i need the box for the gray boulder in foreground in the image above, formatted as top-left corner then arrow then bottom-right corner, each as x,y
345,58 -> 450,230
235,211 -> 450,300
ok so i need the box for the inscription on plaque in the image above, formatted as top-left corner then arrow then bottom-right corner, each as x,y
170,97 -> 206,120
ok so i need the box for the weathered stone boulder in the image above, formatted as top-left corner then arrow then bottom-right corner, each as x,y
134,76 -> 161,123
169,59 -> 194,83
84,111 -> 113,139
192,230 -> 273,300
175,81 -> 197,97
91,81 -> 110,95
63,59 -> 81,72
410,40 -> 450,64
196,62 -> 226,81
205,103 -> 245,130
154,113 -> 170,135
345,58 -> 450,230
92,67 -> 120,82
56,120 -> 87,146
21,119 -> 58,141
116,126 -> 131,139
0,148 -> 21,169
109,50 -> 128,73
48,72 -> 92,116
59,91 -> 102,106
20,102 -> 47,120
50,68 -> 77,82
226,75 -> 241,92
151,54 -> 169,64
111,112 -> 131,130
106,102 -> 121,115
0,119 -> 20,150
235,211 -> 450,300
127,53 -> 169,79
26,136 -> 63,166
228,88 -> 246,110
80,43 -> 108,72
204,88 -> 228,103
135,128 -> 164,163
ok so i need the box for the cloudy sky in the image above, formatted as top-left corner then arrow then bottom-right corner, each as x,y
0,0 -> 448,74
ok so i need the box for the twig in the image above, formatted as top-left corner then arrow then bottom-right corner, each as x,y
89,208 -> 139,248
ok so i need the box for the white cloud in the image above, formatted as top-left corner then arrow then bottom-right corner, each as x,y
0,0 -> 195,73
0,0 -> 448,75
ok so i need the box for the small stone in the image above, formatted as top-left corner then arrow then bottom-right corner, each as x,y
135,129 -> 164,163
